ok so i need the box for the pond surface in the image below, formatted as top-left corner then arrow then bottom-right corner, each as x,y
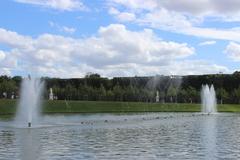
0,113 -> 240,160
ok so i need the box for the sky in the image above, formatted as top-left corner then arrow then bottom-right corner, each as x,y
0,0 -> 240,78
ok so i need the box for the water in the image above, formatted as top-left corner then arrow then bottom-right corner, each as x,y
15,77 -> 44,128
1,113 -> 240,160
201,84 -> 217,113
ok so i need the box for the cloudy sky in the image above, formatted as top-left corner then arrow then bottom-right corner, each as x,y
0,0 -> 240,78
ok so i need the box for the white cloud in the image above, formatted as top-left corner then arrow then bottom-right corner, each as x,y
62,26 -> 76,34
0,50 -> 17,75
104,61 -> 229,77
0,24 -> 229,77
0,28 -> 32,49
138,8 -> 192,29
199,40 -> 216,46
116,12 -> 136,22
49,21 -> 76,34
110,0 -> 240,18
108,0 -> 240,41
15,0 -> 87,11
0,50 -> 6,61
109,0 -> 157,11
109,7 -> 119,15
0,68 -> 11,76
225,42 -> 240,61
109,7 -> 136,22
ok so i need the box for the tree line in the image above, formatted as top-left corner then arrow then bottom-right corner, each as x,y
1,72 -> 240,104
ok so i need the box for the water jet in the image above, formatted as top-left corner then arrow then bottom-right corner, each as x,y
15,76 -> 44,128
201,84 -> 217,114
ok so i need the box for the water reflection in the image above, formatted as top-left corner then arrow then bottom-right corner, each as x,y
17,129 -> 40,160
202,115 -> 217,159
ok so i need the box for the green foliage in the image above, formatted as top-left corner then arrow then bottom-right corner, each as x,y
3,72 -> 240,104
184,86 -> 198,103
233,86 -> 240,104
0,77 -> 18,98
216,88 -> 229,104
167,84 -> 177,102
113,83 -> 123,101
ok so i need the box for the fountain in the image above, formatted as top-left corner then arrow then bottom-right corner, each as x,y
15,76 -> 44,127
201,84 -> 217,113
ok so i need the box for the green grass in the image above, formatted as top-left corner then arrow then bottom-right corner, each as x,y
43,100 -> 201,113
0,100 -> 17,114
218,104 -> 240,112
0,99 -> 240,115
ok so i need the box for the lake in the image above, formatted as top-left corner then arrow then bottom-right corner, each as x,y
0,113 -> 240,160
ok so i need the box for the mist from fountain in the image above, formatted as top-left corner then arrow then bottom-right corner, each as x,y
15,76 -> 44,127
201,84 -> 217,113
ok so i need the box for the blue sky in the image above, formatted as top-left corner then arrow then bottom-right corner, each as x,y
0,0 -> 240,78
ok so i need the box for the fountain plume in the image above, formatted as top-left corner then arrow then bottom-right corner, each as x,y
15,76 -> 44,127
201,84 -> 217,113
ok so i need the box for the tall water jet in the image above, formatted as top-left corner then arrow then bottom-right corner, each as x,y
201,84 -> 217,113
15,76 -> 44,127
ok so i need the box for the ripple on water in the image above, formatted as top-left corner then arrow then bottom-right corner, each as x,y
0,113 -> 240,159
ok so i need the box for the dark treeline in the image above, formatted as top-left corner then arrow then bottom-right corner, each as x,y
1,72 -> 240,104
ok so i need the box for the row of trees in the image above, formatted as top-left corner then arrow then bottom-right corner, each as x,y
1,72 -> 240,104
0,76 -> 21,99
46,84 -> 238,104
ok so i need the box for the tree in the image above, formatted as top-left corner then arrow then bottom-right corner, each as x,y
178,89 -> 187,103
106,90 -> 114,101
12,76 -> 22,86
113,83 -> 123,101
85,73 -> 100,78
186,86 -> 198,103
123,85 -> 136,101
216,88 -> 229,104
233,86 -> 240,104
167,85 -> 177,103
0,80 -> 17,98
65,84 -> 77,100
81,84 -> 91,100
99,84 -> 106,100
159,90 -> 165,103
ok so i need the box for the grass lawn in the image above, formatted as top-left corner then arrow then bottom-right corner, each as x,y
0,99 -> 240,115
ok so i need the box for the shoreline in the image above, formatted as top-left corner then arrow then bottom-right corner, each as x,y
0,99 -> 240,114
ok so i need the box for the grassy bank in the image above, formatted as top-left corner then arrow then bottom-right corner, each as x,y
0,99 -> 240,115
